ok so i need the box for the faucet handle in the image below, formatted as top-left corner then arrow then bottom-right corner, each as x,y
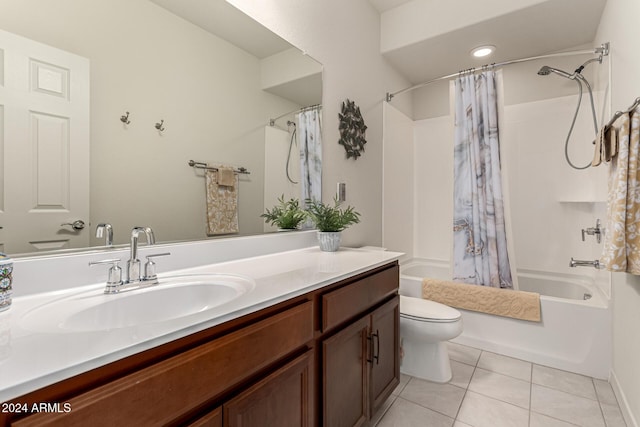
89,258 -> 123,288
143,252 -> 171,283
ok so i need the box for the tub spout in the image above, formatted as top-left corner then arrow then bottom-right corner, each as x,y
569,257 -> 602,269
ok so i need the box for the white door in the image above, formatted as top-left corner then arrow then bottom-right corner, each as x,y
0,29 -> 90,254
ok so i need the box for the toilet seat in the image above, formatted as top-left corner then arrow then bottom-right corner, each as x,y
400,295 -> 461,323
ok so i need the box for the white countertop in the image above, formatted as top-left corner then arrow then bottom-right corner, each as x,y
0,246 -> 401,402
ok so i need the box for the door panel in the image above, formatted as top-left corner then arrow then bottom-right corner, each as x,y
370,296 -> 400,417
224,351 -> 314,427
323,315 -> 369,427
0,29 -> 89,254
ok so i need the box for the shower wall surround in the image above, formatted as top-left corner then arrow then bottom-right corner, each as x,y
398,93 -> 609,293
596,0 -> 640,424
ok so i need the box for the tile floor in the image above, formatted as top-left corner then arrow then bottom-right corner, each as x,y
373,342 -> 627,427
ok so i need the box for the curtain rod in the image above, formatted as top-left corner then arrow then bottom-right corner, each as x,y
269,104 -> 322,126
385,43 -> 609,102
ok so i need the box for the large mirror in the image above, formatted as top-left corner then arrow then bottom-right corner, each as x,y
0,0 -> 323,257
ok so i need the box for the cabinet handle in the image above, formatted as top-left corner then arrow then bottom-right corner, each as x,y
366,332 -> 374,364
373,329 -> 380,365
367,330 -> 380,365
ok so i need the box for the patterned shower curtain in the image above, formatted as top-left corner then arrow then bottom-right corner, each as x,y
298,108 -> 323,204
453,70 -> 513,289
601,107 -> 640,274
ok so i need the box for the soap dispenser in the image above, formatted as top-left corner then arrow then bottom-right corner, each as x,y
0,253 -> 13,312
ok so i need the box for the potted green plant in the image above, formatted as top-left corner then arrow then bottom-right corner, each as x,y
261,195 -> 306,231
304,197 -> 361,251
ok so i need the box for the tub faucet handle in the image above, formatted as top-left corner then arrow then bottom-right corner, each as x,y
581,219 -> 602,243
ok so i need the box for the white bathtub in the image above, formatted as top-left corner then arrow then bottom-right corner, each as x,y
400,259 -> 611,379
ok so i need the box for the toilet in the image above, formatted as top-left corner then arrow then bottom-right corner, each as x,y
399,295 -> 463,383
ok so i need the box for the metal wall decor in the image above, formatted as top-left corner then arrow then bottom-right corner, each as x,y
338,99 -> 367,159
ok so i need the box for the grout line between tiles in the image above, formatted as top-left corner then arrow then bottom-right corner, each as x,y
401,344 -> 625,427
373,394 -> 398,427
528,375 -> 533,427
452,351 -> 479,424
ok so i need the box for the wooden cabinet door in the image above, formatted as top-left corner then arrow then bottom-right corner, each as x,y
12,302 -> 313,427
224,351 -> 314,427
323,316 -> 370,427
188,406 -> 222,427
369,296 -> 400,417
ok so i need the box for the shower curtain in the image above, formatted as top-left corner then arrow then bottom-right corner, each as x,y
452,70 -> 513,289
601,107 -> 640,274
298,108 -> 322,203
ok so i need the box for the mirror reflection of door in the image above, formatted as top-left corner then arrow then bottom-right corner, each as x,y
0,29 -> 90,254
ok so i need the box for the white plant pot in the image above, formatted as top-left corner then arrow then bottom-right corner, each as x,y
317,231 -> 342,252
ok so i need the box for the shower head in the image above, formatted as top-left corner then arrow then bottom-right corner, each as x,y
537,65 -> 574,79
537,66 -> 552,75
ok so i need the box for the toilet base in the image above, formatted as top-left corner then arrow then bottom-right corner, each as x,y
400,339 -> 452,383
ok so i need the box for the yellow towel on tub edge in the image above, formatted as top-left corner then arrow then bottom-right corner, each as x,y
422,278 -> 541,322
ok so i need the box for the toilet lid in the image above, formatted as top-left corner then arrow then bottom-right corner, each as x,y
400,295 -> 461,322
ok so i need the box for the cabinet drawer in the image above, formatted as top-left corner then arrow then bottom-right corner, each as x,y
14,302 -> 314,427
322,265 -> 398,332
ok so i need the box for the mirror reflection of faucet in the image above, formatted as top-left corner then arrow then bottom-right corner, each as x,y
95,223 -> 114,246
581,219 -> 602,243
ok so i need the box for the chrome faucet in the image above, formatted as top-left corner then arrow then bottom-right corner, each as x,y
126,226 -> 156,284
569,257 -> 602,269
581,219 -> 602,243
96,223 -> 114,246
90,226 -> 170,294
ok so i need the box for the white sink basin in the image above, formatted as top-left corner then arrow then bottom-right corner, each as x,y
20,274 -> 255,333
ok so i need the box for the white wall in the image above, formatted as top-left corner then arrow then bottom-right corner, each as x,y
263,124 -> 300,232
595,0 -> 640,424
227,0 -> 412,248
413,115 -> 454,261
382,102 -> 414,257
501,95 -> 607,271
0,0 -> 300,246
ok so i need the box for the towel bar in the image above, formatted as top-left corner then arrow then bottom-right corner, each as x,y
188,160 -> 250,175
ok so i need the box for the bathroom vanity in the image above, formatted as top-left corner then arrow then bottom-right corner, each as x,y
0,237 -> 401,427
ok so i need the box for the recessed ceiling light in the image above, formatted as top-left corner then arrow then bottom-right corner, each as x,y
471,45 -> 495,58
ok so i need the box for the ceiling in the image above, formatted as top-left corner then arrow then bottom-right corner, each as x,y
369,0 -> 608,84
149,0 -> 292,58
149,0 -> 322,106
149,0 -> 607,95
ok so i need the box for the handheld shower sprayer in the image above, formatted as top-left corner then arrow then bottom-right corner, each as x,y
537,66 -> 574,79
537,56 -> 602,170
